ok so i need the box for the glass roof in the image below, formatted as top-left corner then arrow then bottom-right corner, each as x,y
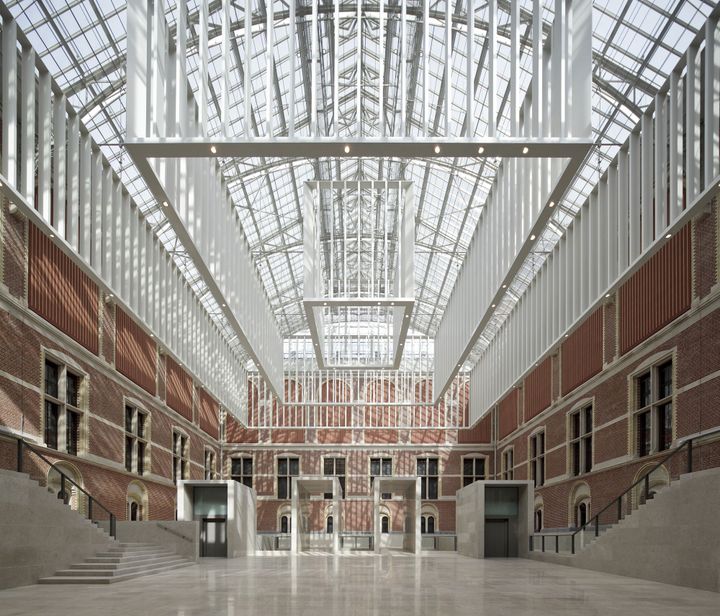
7,0 -> 716,372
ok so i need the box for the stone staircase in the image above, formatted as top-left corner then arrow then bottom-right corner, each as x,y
529,467 -> 720,592
39,542 -> 193,584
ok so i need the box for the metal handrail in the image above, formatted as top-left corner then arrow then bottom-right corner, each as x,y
156,522 -> 194,542
531,427 -> 720,555
8,434 -> 117,538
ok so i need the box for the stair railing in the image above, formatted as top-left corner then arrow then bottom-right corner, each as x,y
531,427 -> 720,555
8,435 -> 117,539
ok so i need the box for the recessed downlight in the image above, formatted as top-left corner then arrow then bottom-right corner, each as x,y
605,293 -> 610,298
549,201 -> 555,208
344,145 -> 350,154
478,146 -> 485,154
530,234 -> 536,241
522,146 -> 529,154
665,233 -> 672,239
162,201 -> 169,207
210,145 -> 217,154
434,145 -> 441,154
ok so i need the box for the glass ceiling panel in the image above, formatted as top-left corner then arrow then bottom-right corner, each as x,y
6,0 -> 716,372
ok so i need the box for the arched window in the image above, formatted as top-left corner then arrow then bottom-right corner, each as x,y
421,515 -> 435,534
381,515 -> 389,534
47,462 -> 85,514
126,480 -> 148,521
534,509 -> 543,532
280,515 -> 290,534
575,500 -> 590,528
568,482 -> 591,529
326,515 -> 333,534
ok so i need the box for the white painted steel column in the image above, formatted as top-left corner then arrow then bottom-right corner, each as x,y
655,94 -> 668,233
53,95 -> 66,237
705,16 -> 720,185
640,111 -> 654,249
510,0 -> 519,136
686,43 -> 700,201
466,0 -> 474,135
669,70 -> 683,222
199,0 -> 209,135
2,16 -> 17,184
79,133 -> 92,261
126,0 -> 150,139
37,71 -> 52,223
221,0 -> 231,136
617,147 -> 629,271
607,163 -> 618,283
628,130 -> 641,261
67,113 -> 80,250
20,46 -> 35,201
488,0 -> 496,137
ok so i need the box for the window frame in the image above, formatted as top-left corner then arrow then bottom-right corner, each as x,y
631,355 -> 675,458
230,455 -> 253,488
417,456 -> 439,500
322,456 -> 346,499
369,456 -> 393,498
501,447 -> 514,480
42,352 -> 88,456
461,454 -> 487,487
528,429 -> 546,487
204,447 -> 217,480
172,428 -> 189,484
124,403 -> 150,476
567,402 -> 593,477
276,455 -> 300,500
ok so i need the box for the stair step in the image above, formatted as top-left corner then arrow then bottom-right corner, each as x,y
86,553 -> 174,565
39,561 -> 193,584
58,558 -> 188,577
72,555 -> 182,570
95,549 -> 173,558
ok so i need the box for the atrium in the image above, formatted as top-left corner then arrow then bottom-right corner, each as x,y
0,0 -> 719,614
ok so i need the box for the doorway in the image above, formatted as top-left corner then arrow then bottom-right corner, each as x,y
201,517 -> 227,557
484,518 -> 509,557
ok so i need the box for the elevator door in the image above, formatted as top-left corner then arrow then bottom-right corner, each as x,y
201,517 -> 227,557
484,519 -> 509,558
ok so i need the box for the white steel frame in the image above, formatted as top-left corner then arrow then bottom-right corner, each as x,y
303,180 -> 415,370
0,14 -> 247,418
469,11 -> 720,423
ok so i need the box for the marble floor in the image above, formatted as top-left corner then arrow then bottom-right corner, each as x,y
0,553 -> 717,616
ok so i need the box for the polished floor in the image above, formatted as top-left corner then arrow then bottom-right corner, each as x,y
0,553 -> 717,616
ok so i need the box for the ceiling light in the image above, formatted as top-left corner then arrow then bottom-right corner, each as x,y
221,303 -> 226,307
530,234 -> 536,241
434,145 -> 440,154
49,233 -> 55,238
522,146 -> 529,154
491,304 -> 496,308
323,302 -> 327,306
210,145 -> 217,154
344,145 -> 350,154
0,181 -> 3,187
549,201 -> 555,208
605,293 -> 610,298
377,301 -> 381,305
405,315 -> 409,319
390,302 -> 395,306
478,146 -> 485,154
564,334 -> 569,338
502,284 -> 507,289
150,334 -> 154,338
108,294 -> 114,299
665,233 -> 672,239
162,201 -> 169,207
